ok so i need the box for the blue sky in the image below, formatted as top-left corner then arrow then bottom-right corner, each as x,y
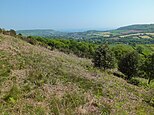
0,0 -> 154,31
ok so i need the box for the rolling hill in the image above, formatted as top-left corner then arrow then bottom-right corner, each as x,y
0,33 -> 154,114
117,24 -> 154,32
16,24 -> 154,43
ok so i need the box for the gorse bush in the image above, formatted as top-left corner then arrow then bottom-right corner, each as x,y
118,51 -> 140,80
92,44 -> 116,70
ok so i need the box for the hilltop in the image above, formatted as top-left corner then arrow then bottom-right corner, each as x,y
117,24 -> 154,32
0,34 -> 154,114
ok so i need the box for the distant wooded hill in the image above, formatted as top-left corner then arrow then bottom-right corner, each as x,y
117,24 -> 154,32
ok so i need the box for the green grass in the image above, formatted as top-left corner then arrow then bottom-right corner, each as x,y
134,77 -> 154,89
49,91 -> 87,114
0,34 -> 154,114
0,52 -> 11,85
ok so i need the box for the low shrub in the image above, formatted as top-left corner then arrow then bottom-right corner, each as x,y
128,78 -> 140,86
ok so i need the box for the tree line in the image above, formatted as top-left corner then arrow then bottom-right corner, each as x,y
93,44 -> 154,84
20,36 -> 98,58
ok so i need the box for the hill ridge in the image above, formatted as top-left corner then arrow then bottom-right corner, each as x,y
117,24 -> 154,32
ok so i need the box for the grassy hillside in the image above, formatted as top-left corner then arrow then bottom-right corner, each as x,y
0,34 -> 154,114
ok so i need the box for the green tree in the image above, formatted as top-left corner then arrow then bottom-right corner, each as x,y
88,45 -> 95,58
112,44 -> 134,61
136,46 -> 144,54
10,29 -> 16,36
0,28 -> 2,33
142,54 -> 154,84
118,51 -> 139,79
92,44 -> 116,70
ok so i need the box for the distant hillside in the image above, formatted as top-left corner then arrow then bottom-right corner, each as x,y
117,24 -> 154,32
17,29 -> 66,37
17,29 -> 105,39
16,24 -> 154,42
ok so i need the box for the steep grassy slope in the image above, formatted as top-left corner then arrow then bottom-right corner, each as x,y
0,34 -> 154,115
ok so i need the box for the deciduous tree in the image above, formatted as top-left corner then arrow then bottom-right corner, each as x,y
142,54 -> 154,84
